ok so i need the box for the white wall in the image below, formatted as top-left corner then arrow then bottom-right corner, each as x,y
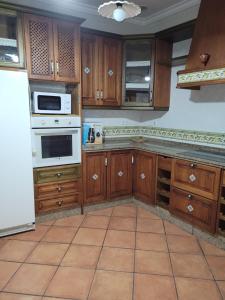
83,39 -> 225,133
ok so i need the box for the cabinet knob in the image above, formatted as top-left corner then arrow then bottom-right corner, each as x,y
190,163 -> 196,168
57,187 -> 62,192
187,194 -> 193,200
56,173 -> 62,178
92,174 -> 99,181
200,53 -> 210,66
108,69 -> 114,76
57,200 -> 63,206
189,174 -> 197,182
84,67 -> 91,74
118,171 -> 124,177
187,204 -> 194,213
140,173 -> 146,180
38,202 -> 43,209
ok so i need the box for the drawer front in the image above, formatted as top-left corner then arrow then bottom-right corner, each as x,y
35,180 -> 81,199
171,159 -> 221,200
34,164 -> 81,184
171,187 -> 217,233
158,156 -> 172,171
36,193 -> 80,214
222,171 -> 225,186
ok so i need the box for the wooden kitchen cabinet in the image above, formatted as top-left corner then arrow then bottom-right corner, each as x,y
24,14 -> 80,83
133,150 -> 156,204
107,151 -> 133,199
81,33 -> 122,107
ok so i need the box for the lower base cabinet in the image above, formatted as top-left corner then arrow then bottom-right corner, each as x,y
133,150 -> 156,204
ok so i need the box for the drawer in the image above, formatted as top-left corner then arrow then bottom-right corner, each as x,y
171,159 -> 221,200
34,164 -> 81,184
222,171 -> 225,186
35,180 -> 82,200
170,187 -> 217,233
36,193 -> 81,214
158,156 -> 172,171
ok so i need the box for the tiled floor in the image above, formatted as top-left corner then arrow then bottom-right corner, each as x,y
0,203 -> 225,299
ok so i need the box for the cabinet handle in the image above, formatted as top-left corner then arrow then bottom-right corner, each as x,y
50,61 -> 54,74
56,62 -> 59,75
57,200 -> 63,206
187,204 -> 194,213
96,90 -> 100,100
92,174 -> 99,181
189,174 -> 197,182
57,187 -> 62,192
105,158 -> 108,167
118,171 -> 124,177
140,173 -> 146,180
100,90 -> 104,99
187,194 -> 193,200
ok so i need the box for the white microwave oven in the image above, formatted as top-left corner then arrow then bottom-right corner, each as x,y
32,91 -> 71,115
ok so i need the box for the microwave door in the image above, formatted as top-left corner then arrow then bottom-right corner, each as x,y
37,95 -> 61,114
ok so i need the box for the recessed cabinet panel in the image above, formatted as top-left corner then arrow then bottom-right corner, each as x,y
0,9 -> 24,68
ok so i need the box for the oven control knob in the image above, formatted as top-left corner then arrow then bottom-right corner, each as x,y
96,132 -> 101,137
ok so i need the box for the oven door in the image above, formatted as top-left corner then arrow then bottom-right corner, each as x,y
31,128 -> 81,168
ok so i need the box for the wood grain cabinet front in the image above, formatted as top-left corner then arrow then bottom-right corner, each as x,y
171,159 -> 221,201
170,187 -> 217,233
23,14 -> 80,83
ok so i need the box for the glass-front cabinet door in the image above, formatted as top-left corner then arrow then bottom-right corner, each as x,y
123,39 -> 154,107
0,9 -> 24,68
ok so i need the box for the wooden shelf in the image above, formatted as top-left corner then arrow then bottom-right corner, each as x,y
157,199 -> 169,209
219,213 -> 225,221
157,189 -> 170,198
158,177 -> 170,185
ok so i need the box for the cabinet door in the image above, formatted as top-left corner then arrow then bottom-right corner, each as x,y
108,151 -> 132,199
81,34 -> 99,105
99,37 -> 122,106
133,151 -> 156,204
24,14 -> 55,80
83,152 -> 107,203
53,20 -> 80,83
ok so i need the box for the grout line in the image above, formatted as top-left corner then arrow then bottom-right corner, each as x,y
132,205 -> 138,300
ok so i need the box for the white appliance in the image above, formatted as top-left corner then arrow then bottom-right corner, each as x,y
0,70 -> 35,237
31,116 -> 81,168
32,91 -> 71,115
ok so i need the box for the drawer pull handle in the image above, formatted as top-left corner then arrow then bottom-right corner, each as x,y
190,163 -> 196,168
189,174 -> 197,182
140,173 -> 146,180
57,200 -> 63,206
118,171 -> 124,177
92,174 -> 99,181
56,173 -> 63,178
57,187 -> 62,192
187,204 -> 194,212
187,194 -> 193,200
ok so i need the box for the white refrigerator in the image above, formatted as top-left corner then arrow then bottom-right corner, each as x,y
0,70 -> 35,237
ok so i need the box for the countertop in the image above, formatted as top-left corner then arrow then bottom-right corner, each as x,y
82,137 -> 225,168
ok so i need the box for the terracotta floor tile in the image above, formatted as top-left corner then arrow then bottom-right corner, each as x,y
217,281 -> 225,299
54,214 -> 84,227
112,205 -> 137,218
136,232 -> 168,252
170,253 -> 213,279
200,240 -> 225,256
0,261 -> 21,290
206,256 -> 225,280
167,235 -> 201,254
137,207 -> 160,219
72,228 -> 106,246
135,250 -> 172,276
61,244 -> 101,268
109,217 -> 136,231
164,221 -> 191,236
39,220 -> 55,226
8,226 -> 49,242
43,298 -> 71,300
137,218 -> 164,234
0,239 -> 9,249
98,247 -> 134,272
42,226 -> 77,243
104,230 -> 135,249
89,270 -> 133,300
134,273 -> 177,300
45,266 -> 94,300
26,242 -> 69,265
4,264 -> 56,296
175,277 -> 221,300
0,293 -> 41,300
81,215 -> 110,229
0,240 -> 37,262
88,207 -> 113,216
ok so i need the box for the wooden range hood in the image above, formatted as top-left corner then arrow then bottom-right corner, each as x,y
177,0 -> 225,89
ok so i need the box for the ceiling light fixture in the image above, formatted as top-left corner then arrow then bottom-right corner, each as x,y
98,1 -> 141,22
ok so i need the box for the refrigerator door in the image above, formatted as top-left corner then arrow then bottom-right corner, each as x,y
0,70 -> 35,236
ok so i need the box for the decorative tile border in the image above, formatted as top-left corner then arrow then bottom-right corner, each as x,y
178,67 -> 225,84
104,126 -> 225,147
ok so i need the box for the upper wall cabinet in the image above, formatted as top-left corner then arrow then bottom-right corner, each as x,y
0,8 -> 24,68
23,14 -> 80,83
81,33 -> 122,107
123,38 -> 172,110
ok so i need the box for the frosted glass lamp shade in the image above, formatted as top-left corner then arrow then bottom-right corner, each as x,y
113,7 -> 127,22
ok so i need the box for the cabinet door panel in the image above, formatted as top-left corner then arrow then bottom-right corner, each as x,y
100,37 -> 122,106
133,151 -> 156,204
83,152 -> 107,203
53,20 -> 80,83
24,14 -> 55,80
108,151 -> 132,199
81,34 -> 99,105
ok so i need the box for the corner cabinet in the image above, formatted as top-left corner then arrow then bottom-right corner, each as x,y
23,14 -> 80,83
123,38 -> 172,110
81,33 -> 122,107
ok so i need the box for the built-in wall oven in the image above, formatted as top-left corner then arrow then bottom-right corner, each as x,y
31,116 -> 81,168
